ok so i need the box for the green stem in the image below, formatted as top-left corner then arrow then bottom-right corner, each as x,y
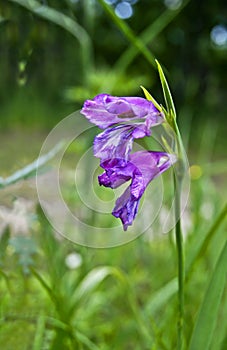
0,141 -> 64,189
8,0 -> 93,86
174,174 -> 185,350
98,0 -> 156,68
186,202 -> 227,280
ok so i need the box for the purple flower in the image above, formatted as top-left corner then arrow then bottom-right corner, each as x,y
80,93 -> 176,230
81,93 -> 164,163
94,123 -> 150,163
81,93 -> 164,129
99,151 -> 177,230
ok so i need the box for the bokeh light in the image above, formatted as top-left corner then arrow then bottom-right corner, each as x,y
210,25 -> 227,48
115,2 -> 133,19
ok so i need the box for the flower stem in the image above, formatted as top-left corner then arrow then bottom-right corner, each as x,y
174,174 -> 185,350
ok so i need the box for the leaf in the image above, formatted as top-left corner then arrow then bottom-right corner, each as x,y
140,86 -> 162,112
97,0 -> 156,68
73,266 -> 117,302
189,240 -> 227,350
69,265 -> 128,321
0,141 -> 65,188
8,0 -> 93,83
0,226 -> 10,264
32,314 -> 46,350
186,202 -> 227,280
114,0 -> 191,73
30,268 -> 56,303
145,278 -> 178,315
156,60 -> 176,120
74,330 -> 100,350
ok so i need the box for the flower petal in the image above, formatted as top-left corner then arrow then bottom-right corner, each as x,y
98,158 -> 140,189
94,124 -> 150,163
99,151 -> 177,230
112,187 -> 140,231
81,94 -> 164,129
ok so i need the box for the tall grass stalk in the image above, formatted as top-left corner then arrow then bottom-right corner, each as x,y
174,175 -> 185,350
8,0 -> 93,86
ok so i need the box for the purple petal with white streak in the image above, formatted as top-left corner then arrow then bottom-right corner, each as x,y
81,93 -> 164,129
94,123 -> 150,163
99,151 -> 177,230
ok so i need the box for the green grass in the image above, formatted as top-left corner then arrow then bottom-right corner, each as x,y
0,149 -> 226,349
1,1 -> 226,348
0,82 -> 226,349
0,94 -> 226,349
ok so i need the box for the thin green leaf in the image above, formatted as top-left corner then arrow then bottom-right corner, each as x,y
30,268 -> 56,304
145,204 -> 227,319
0,141 -> 65,189
145,278 -> 178,315
8,0 -> 93,83
186,202 -> 227,280
97,0 -> 156,68
69,266 -> 127,320
140,86 -> 162,112
0,226 -> 10,263
72,266 -> 118,304
32,314 -> 46,350
0,269 -> 11,292
114,0 -> 191,72
75,330 -> 100,350
189,240 -> 227,350
156,59 -> 176,120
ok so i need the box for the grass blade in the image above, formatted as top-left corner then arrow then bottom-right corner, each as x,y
156,60 -> 176,119
32,314 -> 46,350
145,278 -> 178,315
0,141 -> 64,189
186,202 -> 227,280
30,268 -> 56,304
140,86 -> 163,112
97,0 -> 156,68
114,0 -> 191,72
189,240 -> 227,350
71,266 -> 118,305
74,330 -> 100,350
8,0 -> 93,84
0,227 -> 10,262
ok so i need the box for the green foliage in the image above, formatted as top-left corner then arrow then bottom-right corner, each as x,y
0,141 -> 64,189
0,184 -> 226,349
0,227 -> 10,265
0,0 -> 227,349
189,241 -> 227,350
9,236 -> 38,274
8,0 -> 93,85
1,0 -> 226,151
156,60 -> 176,121
97,0 -> 156,69
140,85 -> 162,112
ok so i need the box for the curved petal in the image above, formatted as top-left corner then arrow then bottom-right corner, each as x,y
99,151 -> 177,230
112,187 -> 140,231
94,124 -> 150,163
98,158 -> 141,189
81,94 -> 164,129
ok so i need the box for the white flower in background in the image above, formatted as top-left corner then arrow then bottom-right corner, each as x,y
0,198 -> 34,235
65,252 -> 82,269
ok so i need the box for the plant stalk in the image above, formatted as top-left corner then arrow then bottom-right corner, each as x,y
174,174 -> 185,350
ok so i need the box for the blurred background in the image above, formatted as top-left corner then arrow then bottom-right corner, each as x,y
0,1 -> 226,349
1,0 -> 227,148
